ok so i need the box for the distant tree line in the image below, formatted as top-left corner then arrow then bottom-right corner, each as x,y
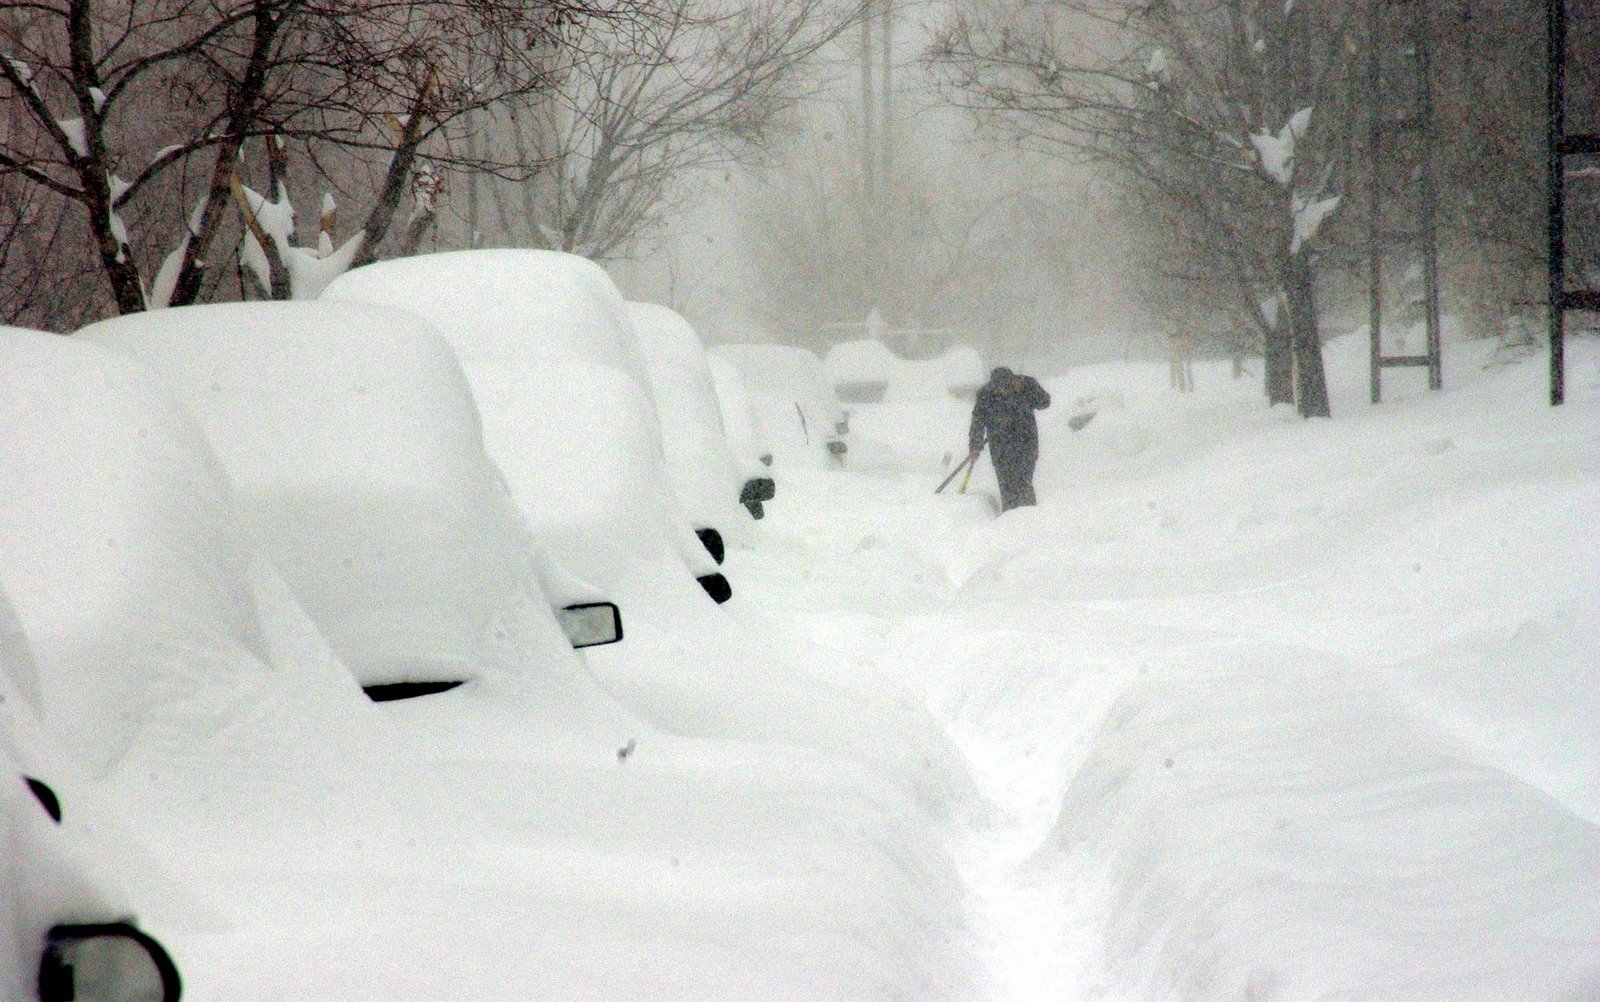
740,134 -> 1084,362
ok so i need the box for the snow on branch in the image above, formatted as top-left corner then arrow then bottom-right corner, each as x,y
1249,107 -> 1312,187
58,118 -> 89,158
1291,193 -> 1341,255
5,56 -> 35,85
236,178 -> 364,300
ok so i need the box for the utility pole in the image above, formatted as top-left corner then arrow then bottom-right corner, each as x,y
880,0 -> 893,189
860,6 -> 876,204
860,0 -> 895,335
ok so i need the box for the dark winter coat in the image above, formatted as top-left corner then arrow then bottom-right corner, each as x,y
968,369 -> 1051,462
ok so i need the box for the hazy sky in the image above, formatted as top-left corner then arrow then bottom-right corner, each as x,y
610,0 -> 1155,374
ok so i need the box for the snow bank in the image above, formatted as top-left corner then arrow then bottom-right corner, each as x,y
624,315 -> 1600,1000
943,335 -> 1600,999
1048,644 -> 1600,1000
626,301 -> 750,544
79,301 -> 582,691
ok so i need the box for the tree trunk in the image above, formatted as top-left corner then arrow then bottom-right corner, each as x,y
66,0 -> 144,313
351,70 -> 436,269
81,180 -> 146,313
1263,309 -> 1295,406
352,137 -> 424,267
1284,253 -> 1330,418
95,216 -> 148,313
167,2 -> 285,307
231,174 -> 292,300
465,104 -> 480,248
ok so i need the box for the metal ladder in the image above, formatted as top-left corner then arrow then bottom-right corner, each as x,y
1365,0 -> 1444,404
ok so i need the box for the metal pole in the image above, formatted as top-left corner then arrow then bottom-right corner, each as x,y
1414,1 -> 1443,391
861,8 -> 875,203
1367,0 -> 1384,404
1549,0 -> 1567,406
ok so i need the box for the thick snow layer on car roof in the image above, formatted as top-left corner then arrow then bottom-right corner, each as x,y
824,337 -> 899,383
0,327 -> 372,777
711,344 -> 843,470
826,340 -> 986,402
322,248 -> 652,394
79,301 -> 580,689
626,302 -> 749,541
713,342 -> 832,399
458,354 -> 688,585
322,251 -> 713,584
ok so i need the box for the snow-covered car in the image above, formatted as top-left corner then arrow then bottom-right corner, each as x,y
2,587 -> 183,1002
320,253 -> 950,782
824,340 -> 985,404
1,765 -> 184,1002
823,340 -> 986,473
625,301 -> 768,550
710,343 -> 848,470
0,324 -> 425,992
706,353 -> 777,516
78,300 -> 623,705
322,249 -> 733,603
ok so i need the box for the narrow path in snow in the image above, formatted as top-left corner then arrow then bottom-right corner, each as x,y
731,468 -> 1130,1001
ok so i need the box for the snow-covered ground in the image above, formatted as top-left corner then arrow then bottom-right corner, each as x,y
6,317 -> 1597,999
730,333 -> 1600,1000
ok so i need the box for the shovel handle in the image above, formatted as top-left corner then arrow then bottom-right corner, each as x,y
935,450 -> 977,494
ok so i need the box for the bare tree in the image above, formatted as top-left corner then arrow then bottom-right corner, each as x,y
932,0 -> 1357,416
492,0 -> 867,260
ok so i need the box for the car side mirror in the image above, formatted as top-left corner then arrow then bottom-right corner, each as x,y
557,602 -> 623,648
40,922 -> 182,1002
25,776 -> 62,823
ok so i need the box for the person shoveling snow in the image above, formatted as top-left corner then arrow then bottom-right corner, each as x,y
966,367 -> 1051,511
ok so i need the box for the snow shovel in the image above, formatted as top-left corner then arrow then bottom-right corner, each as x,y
935,450 -> 979,494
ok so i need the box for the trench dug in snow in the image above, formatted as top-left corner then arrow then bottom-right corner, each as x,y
732,468 -> 1122,1000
